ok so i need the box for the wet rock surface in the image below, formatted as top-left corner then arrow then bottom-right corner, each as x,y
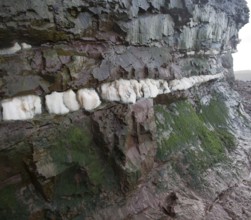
0,0 -> 251,219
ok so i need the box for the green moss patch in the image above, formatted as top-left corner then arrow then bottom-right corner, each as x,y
198,97 -> 229,127
155,99 -> 236,186
0,185 -> 18,209
0,184 -> 29,220
50,126 -> 117,189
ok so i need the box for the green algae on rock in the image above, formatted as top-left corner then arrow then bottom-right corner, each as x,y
155,97 -> 236,187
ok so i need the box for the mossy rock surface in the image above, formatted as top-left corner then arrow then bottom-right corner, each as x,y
50,125 -> 119,191
0,184 -> 29,220
155,98 -> 236,187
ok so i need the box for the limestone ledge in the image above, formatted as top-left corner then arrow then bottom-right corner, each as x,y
0,73 -> 223,121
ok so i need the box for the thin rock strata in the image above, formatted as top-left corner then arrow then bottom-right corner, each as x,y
0,0 -> 250,220
0,74 -> 223,120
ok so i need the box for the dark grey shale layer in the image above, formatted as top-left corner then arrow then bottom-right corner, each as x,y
0,0 -> 251,220
0,73 -> 223,120
0,0 -> 248,49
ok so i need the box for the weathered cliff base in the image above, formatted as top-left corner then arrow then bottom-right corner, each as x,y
0,0 -> 250,219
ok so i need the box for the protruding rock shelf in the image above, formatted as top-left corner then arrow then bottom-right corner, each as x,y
0,74 -> 223,121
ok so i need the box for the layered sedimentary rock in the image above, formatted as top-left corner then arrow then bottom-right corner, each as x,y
0,0 -> 250,219
0,73 -> 223,120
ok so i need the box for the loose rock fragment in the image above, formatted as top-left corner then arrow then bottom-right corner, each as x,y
100,82 -> 121,102
116,79 -> 137,104
45,92 -> 69,115
63,89 -> 80,112
0,42 -> 21,55
169,73 -> 223,91
157,80 -> 171,94
21,43 -> 32,49
130,79 -> 143,99
140,79 -> 159,98
1,95 -> 41,120
77,88 -> 101,111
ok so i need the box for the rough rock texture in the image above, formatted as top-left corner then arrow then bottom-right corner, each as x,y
234,80 -> 251,116
0,0 -> 251,220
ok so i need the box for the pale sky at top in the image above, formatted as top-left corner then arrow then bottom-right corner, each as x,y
233,0 -> 251,71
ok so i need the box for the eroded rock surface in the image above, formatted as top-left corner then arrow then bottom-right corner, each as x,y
234,80 -> 251,116
0,0 -> 250,219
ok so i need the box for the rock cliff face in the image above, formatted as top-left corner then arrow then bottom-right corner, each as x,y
0,0 -> 250,219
